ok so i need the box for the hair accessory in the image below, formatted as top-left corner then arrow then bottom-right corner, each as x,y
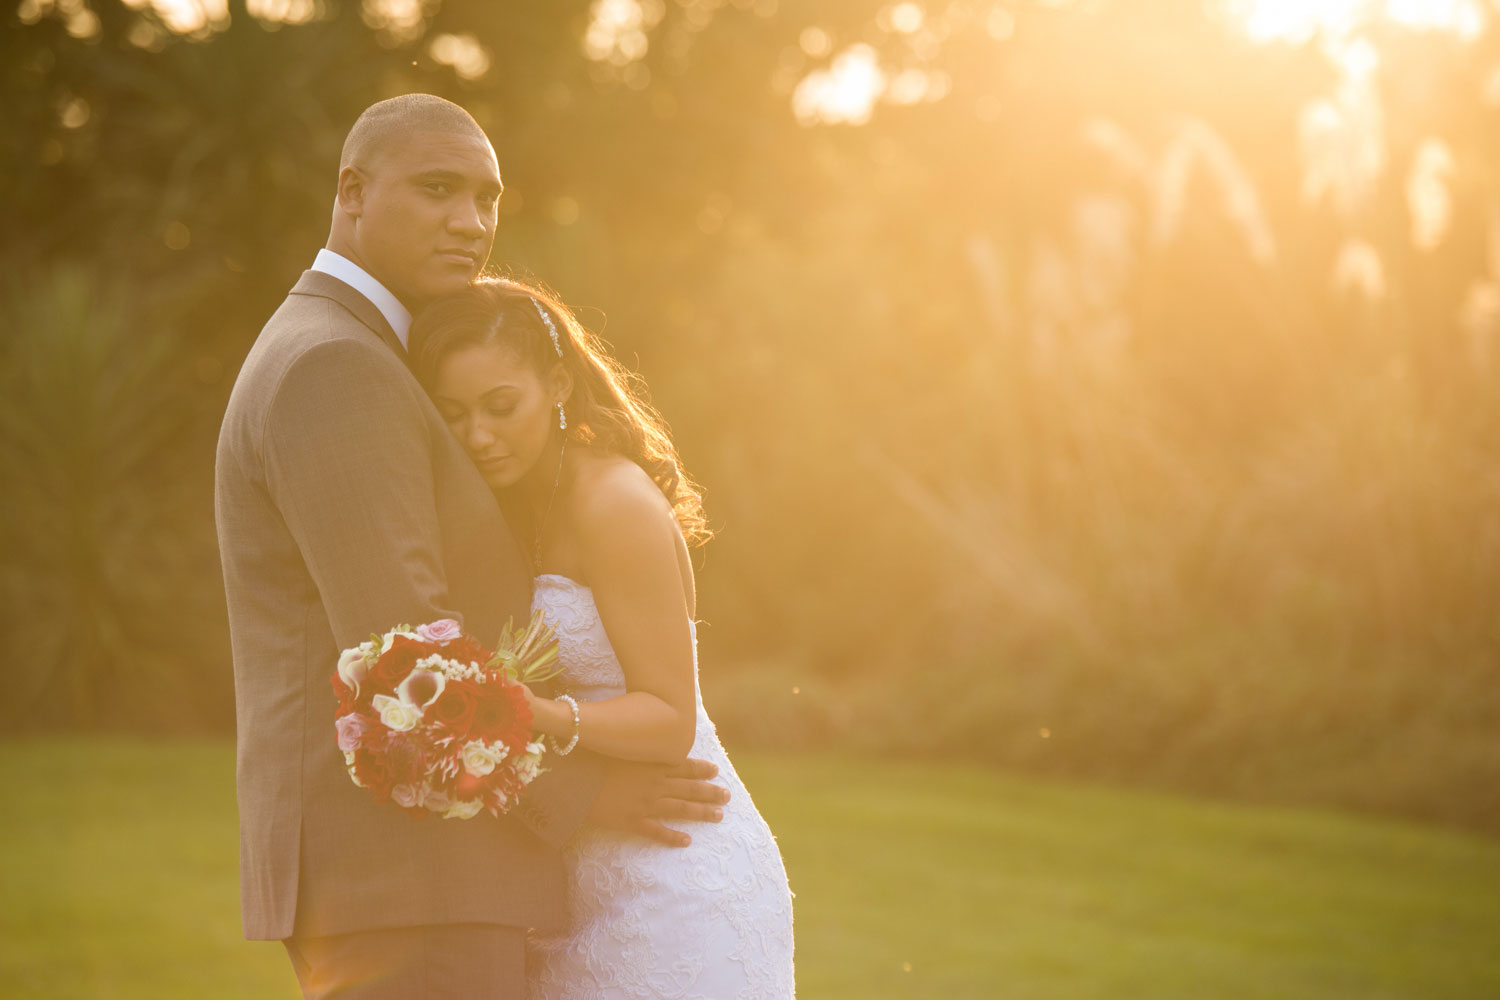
531,297 -> 564,357
551,693 -> 580,756
557,402 -> 568,431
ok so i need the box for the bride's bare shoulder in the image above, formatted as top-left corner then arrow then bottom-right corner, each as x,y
567,449 -> 673,524
566,448 -> 696,611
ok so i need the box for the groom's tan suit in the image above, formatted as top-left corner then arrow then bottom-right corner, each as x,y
215,270 -> 602,955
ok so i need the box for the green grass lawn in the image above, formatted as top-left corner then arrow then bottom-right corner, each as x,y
2,741 -> 1497,999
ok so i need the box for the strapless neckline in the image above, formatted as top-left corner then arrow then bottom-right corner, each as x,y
533,574 -> 699,636
534,572 -> 590,591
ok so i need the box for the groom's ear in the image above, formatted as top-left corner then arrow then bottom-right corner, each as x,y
336,166 -> 367,218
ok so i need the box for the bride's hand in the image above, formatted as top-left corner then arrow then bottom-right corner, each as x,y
515,681 -> 538,713
518,683 -> 567,739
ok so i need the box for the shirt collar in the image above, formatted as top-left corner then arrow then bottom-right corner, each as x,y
310,249 -> 413,350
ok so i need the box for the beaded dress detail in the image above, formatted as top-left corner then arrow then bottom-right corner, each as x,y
525,574 -> 796,1000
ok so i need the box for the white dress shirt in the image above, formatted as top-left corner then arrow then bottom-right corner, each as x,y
310,249 -> 413,350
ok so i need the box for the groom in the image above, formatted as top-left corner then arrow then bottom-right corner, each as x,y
215,94 -> 727,999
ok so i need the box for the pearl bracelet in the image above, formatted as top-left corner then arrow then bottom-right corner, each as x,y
551,693 -> 580,757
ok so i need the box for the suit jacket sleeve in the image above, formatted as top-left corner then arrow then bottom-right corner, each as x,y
262,334 -> 602,846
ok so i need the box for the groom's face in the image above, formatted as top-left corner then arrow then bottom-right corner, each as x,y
348,130 -> 502,310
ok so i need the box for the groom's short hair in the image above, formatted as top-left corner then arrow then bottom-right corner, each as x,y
340,94 -> 491,174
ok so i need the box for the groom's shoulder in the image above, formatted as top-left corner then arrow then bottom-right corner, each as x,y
222,284 -> 411,438
242,287 -> 401,384
263,278 -> 391,356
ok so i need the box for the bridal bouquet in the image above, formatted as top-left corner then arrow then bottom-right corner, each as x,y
330,613 -> 563,820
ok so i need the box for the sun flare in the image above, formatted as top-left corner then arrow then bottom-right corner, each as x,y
1228,0 -> 1489,43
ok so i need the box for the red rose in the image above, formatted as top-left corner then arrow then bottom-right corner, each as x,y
429,680 -> 481,738
441,636 -> 491,666
330,674 -> 358,716
369,636 -> 426,692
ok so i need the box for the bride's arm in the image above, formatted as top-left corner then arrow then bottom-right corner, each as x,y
527,465 -> 698,765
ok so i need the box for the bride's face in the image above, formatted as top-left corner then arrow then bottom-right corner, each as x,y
430,342 -> 570,490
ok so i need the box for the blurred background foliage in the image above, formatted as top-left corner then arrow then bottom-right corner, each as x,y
3,0 -> 1498,832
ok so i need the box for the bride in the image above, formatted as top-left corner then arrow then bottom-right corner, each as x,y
408,277 -> 796,999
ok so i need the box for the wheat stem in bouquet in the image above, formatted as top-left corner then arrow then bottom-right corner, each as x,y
487,610 -> 563,686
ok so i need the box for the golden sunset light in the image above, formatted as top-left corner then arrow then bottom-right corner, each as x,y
7,0 -> 1500,997
1227,0 -> 1488,42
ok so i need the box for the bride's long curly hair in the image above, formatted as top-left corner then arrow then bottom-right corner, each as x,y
409,276 -> 712,547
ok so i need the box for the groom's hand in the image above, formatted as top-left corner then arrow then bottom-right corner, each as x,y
588,757 -> 729,848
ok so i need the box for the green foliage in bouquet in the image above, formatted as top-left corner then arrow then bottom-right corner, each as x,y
486,610 -> 565,687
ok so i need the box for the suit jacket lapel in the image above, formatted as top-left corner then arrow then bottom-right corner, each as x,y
289,270 -> 410,363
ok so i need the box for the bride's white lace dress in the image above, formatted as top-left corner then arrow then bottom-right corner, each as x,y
525,574 -> 796,1000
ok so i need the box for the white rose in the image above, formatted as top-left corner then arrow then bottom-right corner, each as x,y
443,798 -> 484,820
390,784 -> 421,809
423,789 -> 452,814
513,749 -> 544,784
461,740 -> 506,777
372,693 -> 423,732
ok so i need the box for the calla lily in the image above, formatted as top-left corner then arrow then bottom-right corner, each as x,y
337,645 -> 371,696
379,627 -> 419,655
397,668 -> 446,709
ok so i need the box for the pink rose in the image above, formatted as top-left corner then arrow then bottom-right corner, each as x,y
335,712 -> 376,752
416,619 -> 463,643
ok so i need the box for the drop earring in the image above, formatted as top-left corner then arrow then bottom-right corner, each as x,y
557,402 -> 568,430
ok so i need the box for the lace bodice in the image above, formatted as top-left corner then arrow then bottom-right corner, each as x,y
531,574 -> 718,749
525,575 -> 796,1000
530,574 -> 691,695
